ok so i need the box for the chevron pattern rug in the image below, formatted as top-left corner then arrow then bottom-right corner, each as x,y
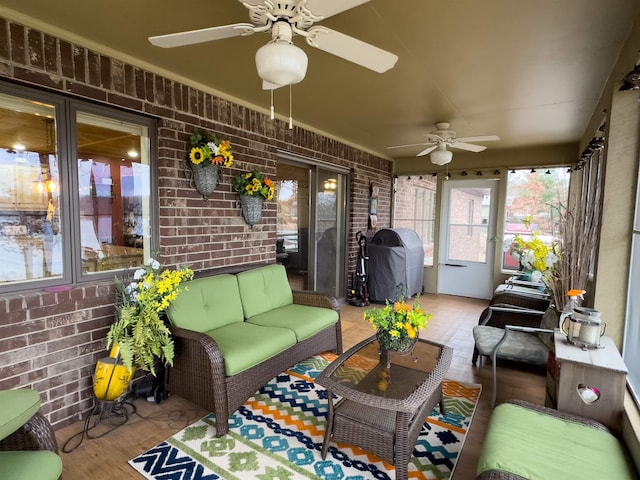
129,352 -> 481,480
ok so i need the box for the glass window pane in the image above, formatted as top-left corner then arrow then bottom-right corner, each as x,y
0,92 -> 61,285
502,168 -> 569,270
448,225 -> 489,262
76,112 -> 150,274
393,176 -> 436,266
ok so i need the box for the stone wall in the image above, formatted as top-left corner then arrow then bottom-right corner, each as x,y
0,17 -> 392,428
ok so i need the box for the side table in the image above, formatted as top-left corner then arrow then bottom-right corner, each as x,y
316,335 -> 453,480
547,330 -> 628,432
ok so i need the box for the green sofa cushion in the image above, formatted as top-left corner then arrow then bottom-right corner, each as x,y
0,451 -> 63,480
236,264 -> 293,319
246,304 -> 338,342
206,322 -> 297,376
477,403 -> 636,480
0,389 -> 40,440
167,274 -> 244,332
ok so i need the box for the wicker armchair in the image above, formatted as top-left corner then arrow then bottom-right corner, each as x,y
0,389 -> 62,480
476,399 -> 637,479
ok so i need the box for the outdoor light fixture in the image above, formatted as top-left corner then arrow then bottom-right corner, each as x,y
430,144 -> 453,166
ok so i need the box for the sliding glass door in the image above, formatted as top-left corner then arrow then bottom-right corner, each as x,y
276,158 -> 347,299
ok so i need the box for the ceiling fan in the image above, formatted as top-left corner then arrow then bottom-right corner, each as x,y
387,122 -> 500,166
148,0 -> 398,90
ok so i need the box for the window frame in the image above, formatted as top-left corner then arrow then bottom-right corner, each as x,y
0,80 -> 158,294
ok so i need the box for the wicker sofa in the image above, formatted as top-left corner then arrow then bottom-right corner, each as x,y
166,263 -> 342,436
476,399 -> 638,479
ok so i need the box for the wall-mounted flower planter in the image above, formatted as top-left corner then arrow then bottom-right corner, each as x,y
239,194 -> 264,226
190,164 -> 219,200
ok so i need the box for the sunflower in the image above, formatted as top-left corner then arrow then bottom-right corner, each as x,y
189,147 -> 205,165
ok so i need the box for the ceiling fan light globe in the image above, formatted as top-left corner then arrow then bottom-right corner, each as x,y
430,148 -> 453,166
255,41 -> 308,86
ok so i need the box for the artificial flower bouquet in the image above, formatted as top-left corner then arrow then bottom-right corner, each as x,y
188,129 -> 233,169
507,233 -> 558,284
232,170 -> 275,200
364,297 -> 432,351
107,258 -> 194,374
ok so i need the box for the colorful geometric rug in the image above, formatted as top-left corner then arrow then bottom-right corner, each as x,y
129,352 -> 481,480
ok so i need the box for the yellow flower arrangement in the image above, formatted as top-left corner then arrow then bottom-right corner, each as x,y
364,297 -> 432,351
107,258 -> 194,374
232,170 -> 275,200
506,232 -> 558,285
188,129 -> 233,168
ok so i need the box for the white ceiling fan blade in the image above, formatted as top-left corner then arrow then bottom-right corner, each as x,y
149,23 -> 255,48
455,135 -> 500,143
306,27 -> 398,73
451,142 -> 487,153
386,142 -> 432,150
305,0 -> 372,19
416,145 -> 438,157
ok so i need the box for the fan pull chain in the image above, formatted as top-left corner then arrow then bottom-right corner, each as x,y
289,85 -> 293,129
270,89 -> 275,120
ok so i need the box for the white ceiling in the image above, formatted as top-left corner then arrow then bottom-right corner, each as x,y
2,0 -> 638,163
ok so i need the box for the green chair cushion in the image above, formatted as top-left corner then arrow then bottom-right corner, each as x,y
167,274 -> 244,332
477,403 -> 636,480
236,264 -> 293,319
0,389 -> 41,440
0,451 -> 63,480
206,322 -> 297,376
246,304 -> 338,341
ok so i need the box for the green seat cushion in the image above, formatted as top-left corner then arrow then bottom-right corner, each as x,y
0,389 -> 40,440
206,322 -> 297,376
0,451 -> 63,480
236,264 -> 293,319
477,403 -> 636,480
246,304 -> 338,342
167,274 -> 244,332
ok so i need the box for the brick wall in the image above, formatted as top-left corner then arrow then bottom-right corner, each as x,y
0,17 -> 393,428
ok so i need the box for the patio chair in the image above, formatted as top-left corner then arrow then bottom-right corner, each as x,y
471,291 -> 551,365
472,305 -> 554,407
0,389 -> 62,480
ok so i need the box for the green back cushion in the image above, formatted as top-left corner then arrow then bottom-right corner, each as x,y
477,403 -> 636,479
236,264 -> 293,319
167,274 -> 244,332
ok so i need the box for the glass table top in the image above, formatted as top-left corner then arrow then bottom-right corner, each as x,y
323,336 -> 444,400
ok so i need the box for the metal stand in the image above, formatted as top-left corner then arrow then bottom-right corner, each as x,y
61,394 -> 136,453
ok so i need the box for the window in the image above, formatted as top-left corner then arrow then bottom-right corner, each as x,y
624,161 -> 640,406
393,175 -> 436,266
501,168 -> 569,271
0,82 -> 155,293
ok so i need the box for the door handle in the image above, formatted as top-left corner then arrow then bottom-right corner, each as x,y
444,263 -> 467,267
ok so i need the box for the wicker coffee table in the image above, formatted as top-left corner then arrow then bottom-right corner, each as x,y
316,335 -> 453,480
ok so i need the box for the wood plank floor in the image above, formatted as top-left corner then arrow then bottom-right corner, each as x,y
54,293 -> 547,479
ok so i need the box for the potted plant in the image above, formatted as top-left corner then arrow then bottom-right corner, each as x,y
93,258 -> 193,401
187,129 -> 234,200
506,232 -> 558,285
232,170 -> 275,226
364,297 -> 432,354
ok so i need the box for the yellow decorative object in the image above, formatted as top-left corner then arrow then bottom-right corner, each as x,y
377,379 -> 389,392
93,347 -> 135,401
